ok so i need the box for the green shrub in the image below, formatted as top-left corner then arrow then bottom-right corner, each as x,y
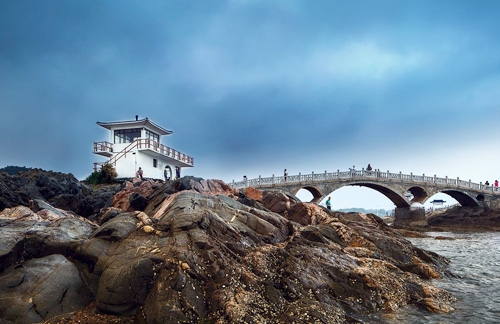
85,164 -> 117,184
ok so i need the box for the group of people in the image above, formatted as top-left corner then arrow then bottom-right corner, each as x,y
136,166 -> 181,181
484,180 -> 499,189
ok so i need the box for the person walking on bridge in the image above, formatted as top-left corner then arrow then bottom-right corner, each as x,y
284,169 -> 288,182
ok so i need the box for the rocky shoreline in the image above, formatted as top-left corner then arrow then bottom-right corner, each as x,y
1,169 -> 491,323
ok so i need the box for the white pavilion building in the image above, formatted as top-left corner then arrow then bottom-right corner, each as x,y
93,116 -> 194,180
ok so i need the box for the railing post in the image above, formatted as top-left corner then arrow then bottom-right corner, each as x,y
362,168 -> 365,176
410,172 -> 413,181
445,176 -> 448,185
434,175 -> 437,183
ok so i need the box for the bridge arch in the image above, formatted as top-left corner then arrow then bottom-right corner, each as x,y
343,182 -> 409,208
423,189 -> 480,207
296,186 -> 323,203
406,186 -> 428,203
290,180 -> 410,208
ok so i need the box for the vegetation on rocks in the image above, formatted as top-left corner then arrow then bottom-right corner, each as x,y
85,164 -> 118,185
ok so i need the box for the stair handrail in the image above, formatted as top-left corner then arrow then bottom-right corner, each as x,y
106,140 -> 139,166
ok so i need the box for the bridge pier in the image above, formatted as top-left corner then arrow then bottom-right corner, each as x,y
393,207 -> 427,228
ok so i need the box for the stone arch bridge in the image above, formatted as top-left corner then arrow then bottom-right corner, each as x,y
231,169 -> 500,226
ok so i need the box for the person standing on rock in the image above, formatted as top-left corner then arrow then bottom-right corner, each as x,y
136,167 -> 143,180
326,197 -> 331,210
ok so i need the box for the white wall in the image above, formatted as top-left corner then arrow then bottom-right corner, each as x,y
113,151 -> 181,180
103,124 -> 181,179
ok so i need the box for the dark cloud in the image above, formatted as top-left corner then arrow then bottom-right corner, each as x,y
1,0 -> 499,191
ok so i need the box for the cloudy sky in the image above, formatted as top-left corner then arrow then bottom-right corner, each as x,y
1,1 -> 499,209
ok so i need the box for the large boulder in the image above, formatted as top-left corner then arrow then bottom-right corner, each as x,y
0,204 -> 96,272
0,254 -> 93,323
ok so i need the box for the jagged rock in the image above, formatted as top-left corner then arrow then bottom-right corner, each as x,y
287,202 -> 337,225
112,180 -> 158,212
0,175 -> 462,323
243,187 -> 300,216
261,190 -> 299,215
0,169 -> 120,217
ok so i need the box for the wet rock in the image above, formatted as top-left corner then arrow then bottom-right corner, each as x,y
0,254 -> 93,323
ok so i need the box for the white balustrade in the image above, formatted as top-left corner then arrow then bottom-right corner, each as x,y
231,169 -> 498,194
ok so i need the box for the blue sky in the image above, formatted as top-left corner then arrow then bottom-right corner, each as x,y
1,1 -> 500,209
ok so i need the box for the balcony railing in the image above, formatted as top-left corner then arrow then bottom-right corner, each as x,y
93,138 -> 194,171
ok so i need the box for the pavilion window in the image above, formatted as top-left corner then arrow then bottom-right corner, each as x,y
145,129 -> 159,143
114,128 -> 141,144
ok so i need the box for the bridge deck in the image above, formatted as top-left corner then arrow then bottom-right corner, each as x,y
232,169 -> 499,194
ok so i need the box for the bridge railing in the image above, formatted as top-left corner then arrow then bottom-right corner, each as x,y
231,168 -> 499,194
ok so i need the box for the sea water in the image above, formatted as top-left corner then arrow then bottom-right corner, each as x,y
364,231 -> 500,323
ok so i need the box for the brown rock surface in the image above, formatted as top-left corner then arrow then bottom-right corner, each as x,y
0,172 -> 459,323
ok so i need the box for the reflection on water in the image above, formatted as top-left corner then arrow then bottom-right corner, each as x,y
362,231 -> 500,323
